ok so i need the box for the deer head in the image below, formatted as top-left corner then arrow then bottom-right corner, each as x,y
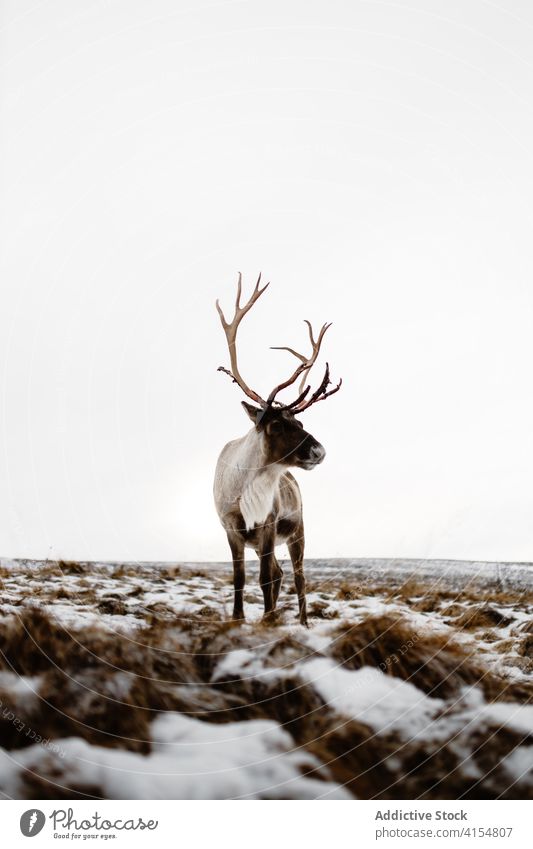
216,273 -> 342,469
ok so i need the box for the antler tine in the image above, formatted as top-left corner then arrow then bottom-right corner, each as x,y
304,319 -> 331,349
270,344 -> 308,394
293,363 -> 343,413
270,345 -> 307,363
310,375 -> 343,407
268,320 -> 332,404
284,383 -> 312,409
235,271 -> 242,311
216,273 -> 269,406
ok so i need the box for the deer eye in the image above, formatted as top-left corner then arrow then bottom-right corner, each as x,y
267,420 -> 282,434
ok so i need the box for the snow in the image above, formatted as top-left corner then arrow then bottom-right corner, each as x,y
299,658 -> 443,737
212,649 -> 267,682
0,715 -> 350,800
502,746 -> 533,784
0,673 -> 41,702
480,702 -> 533,737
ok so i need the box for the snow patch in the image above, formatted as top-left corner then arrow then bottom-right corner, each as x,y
0,714 -> 351,800
300,658 -> 444,737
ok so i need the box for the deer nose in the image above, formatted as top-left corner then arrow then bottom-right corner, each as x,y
309,443 -> 326,464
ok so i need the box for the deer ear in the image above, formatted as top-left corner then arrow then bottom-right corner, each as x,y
241,401 -> 263,426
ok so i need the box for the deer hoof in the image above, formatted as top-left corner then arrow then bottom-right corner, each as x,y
295,610 -> 309,628
262,610 -> 282,626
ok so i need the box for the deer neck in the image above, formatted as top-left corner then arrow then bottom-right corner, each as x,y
239,430 -> 284,531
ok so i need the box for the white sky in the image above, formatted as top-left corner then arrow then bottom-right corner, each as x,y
1,0 -> 533,562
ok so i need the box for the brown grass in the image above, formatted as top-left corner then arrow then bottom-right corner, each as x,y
329,613 -> 482,698
57,560 -> 86,575
454,605 -> 515,630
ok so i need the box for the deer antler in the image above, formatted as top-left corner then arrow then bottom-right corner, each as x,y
267,320 -> 332,406
216,274 -> 342,412
216,272 -> 269,406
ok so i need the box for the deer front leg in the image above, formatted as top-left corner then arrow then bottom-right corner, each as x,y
255,550 -> 283,610
272,556 -> 283,607
288,528 -> 308,627
227,530 -> 246,621
258,518 -> 276,618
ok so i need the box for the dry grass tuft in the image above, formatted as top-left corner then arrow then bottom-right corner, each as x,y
308,600 -> 339,620
329,613 -> 483,698
454,605 -> 515,630
57,560 -> 85,575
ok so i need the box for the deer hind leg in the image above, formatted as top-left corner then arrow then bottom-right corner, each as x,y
288,528 -> 308,627
227,530 -> 246,621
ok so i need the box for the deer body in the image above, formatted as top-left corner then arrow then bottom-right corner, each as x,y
214,274 -> 340,627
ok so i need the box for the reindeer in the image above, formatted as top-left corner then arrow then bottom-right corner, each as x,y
213,274 -> 341,626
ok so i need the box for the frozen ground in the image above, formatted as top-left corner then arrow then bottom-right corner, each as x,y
0,557 -> 531,799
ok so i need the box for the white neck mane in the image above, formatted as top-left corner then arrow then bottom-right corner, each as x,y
228,429 -> 284,531
240,461 -> 284,530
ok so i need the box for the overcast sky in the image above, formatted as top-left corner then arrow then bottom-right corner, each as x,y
1,0 -> 533,562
